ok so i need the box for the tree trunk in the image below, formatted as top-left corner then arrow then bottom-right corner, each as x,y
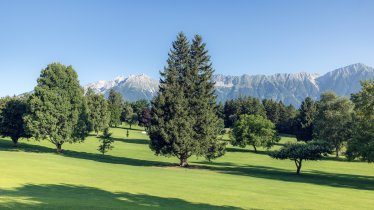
294,159 -> 302,175
253,145 -> 257,153
179,156 -> 189,167
130,124 -> 132,129
56,143 -> 63,153
11,137 -> 19,146
335,147 -> 339,158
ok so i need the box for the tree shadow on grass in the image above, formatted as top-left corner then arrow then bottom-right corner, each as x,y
0,184 -> 242,210
226,147 -> 269,155
199,163 -> 374,191
0,139 -> 172,167
111,137 -> 149,145
1,138 -> 373,191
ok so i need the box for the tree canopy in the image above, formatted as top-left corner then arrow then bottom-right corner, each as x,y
0,96 -> 30,145
85,88 -> 110,135
107,89 -> 123,127
24,63 -> 89,152
270,141 -> 330,174
314,92 -> 354,158
347,80 -> 374,162
231,114 -> 278,153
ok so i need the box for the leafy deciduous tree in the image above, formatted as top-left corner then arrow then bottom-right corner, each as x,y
314,92 -> 354,158
347,80 -> 374,162
0,96 -> 30,145
86,88 -> 110,135
24,63 -> 89,152
270,141 -> 330,174
231,114 -> 278,153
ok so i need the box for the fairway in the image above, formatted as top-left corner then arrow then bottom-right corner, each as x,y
0,125 -> 373,210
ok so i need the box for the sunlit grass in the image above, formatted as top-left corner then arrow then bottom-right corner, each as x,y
0,123 -> 373,209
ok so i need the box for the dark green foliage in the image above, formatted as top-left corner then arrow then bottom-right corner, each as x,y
0,96 -> 30,145
295,97 -> 316,142
131,99 -> 150,116
314,92 -> 354,158
149,33 -> 225,167
138,107 -> 151,129
276,102 -> 298,134
128,113 -> 138,129
231,114 -> 279,152
347,80 -> 374,162
189,35 -> 226,161
270,141 -> 330,174
24,63 -> 89,152
121,102 -> 133,123
85,88 -> 110,135
262,99 -> 280,124
107,89 -> 123,127
224,97 -> 266,128
98,128 -> 114,155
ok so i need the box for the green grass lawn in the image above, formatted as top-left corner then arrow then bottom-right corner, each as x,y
0,124 -> 373,209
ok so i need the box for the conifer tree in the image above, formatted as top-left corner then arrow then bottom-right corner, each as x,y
85,88 -> 110,136
295,97 -> 316,142
149,32 -> 194,167
24,63 -> 89,152
98,128 -> 114,155
107,89 -> 123,127
149,33 -> 225,166
189,34 -> 226,160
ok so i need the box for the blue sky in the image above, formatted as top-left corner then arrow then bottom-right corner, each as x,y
0,0 -> 374,97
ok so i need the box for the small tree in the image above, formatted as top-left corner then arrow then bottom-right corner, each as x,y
270,141 -> 330,174
231,114 -> 278,153
98,128 -> 114,155
0,96 -> 31,145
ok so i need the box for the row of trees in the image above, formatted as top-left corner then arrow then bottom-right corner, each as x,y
0,64 -> 140,154
221,97 -> 297,134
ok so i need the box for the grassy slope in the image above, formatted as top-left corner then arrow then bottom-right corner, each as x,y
0,125 -> 373,210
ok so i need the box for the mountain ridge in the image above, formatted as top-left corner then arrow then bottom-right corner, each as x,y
85,63 -> 374,106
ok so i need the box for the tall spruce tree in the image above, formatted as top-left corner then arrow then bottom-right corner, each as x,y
295,97 -> 316,142
86,88 -> 110,135
149,32 -> 194,167
189,34 -> 226,160
107,89 -> 123,127
24,63 -> 89,152
149,33 -> 225,167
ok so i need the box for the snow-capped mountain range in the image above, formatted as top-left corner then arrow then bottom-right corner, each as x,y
85,63 -> 374,106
